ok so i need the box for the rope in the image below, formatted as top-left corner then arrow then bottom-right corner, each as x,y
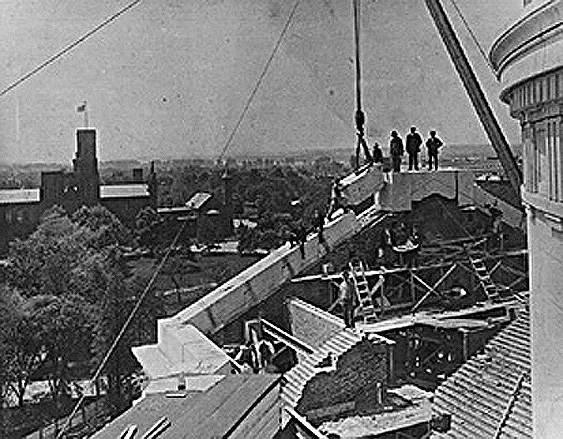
0,0 -> 144,97
217,1 -> 300,162
447,0 -> 497,79
56,220 -> 187,438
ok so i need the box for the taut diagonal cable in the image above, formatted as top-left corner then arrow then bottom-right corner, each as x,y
56,220 -> 187,439
0,0 -> 144,97
218,1 -> 300,162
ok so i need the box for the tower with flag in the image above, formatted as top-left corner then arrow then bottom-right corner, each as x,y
77,101 -> 88,127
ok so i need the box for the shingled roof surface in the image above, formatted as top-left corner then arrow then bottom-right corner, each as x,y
281,327 -> 363,411
432,307 -> 531,438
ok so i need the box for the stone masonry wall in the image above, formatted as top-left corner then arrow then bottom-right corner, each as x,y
297,339 -> 388,421
288,298 -> 345,350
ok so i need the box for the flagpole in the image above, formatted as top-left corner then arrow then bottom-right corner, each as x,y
84,101 -> 89,128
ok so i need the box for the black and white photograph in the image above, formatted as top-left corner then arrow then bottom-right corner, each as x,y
0,0 -> 561,437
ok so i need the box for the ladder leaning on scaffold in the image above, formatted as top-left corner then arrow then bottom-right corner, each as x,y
348,260 -> 379,324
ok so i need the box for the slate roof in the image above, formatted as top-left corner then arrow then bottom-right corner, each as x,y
92,374 -> 280,439
432,307 -> 531,438
281,328 -> 364,411
0,188 -> 40,204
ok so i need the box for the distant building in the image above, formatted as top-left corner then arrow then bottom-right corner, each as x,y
0,129 -> 157,253
157,169 -> 234,243
490,1 -> 563,436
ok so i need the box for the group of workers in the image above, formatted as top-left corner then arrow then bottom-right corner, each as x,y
369,127 -> 444,173
389,127 -> 444,172
235,338 -> 276,373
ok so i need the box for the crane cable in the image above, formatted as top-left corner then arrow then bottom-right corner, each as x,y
0,0 -> 144,97
447,0 -> 497,79
56,220 -> 187,439
217,1 -> 300,163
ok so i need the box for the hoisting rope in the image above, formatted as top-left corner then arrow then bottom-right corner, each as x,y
353,0 -> 373,169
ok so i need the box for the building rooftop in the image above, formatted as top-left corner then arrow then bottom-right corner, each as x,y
91,374 -> 281,439
132,323 -> 232,380
0,188 -> 40,205
317,384 -> 433,438
99,184 -> 150,199
476,180 -> 521,210
432,306 -> 531,438
185,192 -> 212,210
282,326 -> 364,411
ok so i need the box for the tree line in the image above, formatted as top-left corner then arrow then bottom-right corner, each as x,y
0,204 -> 163,421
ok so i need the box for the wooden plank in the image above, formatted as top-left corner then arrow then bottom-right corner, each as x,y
230,391 -> 280,439
361,298 -> 523,333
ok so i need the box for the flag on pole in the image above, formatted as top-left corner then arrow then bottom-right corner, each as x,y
77,102 -> 86,112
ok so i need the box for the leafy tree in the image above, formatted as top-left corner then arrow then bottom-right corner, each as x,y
135,206 -> 163,249
2,205 -> 143,411
30,294 -> 94,403
0,286 -> 45,407
72,204 -> 135,249
6,207 -> 85,298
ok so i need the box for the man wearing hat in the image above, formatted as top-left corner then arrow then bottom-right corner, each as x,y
389,130 -> 404,173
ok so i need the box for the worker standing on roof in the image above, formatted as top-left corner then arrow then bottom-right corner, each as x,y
426,130 -> 444,171
390,131 -> 404,173
314,208 -> 329,253
406,127 -> 423,171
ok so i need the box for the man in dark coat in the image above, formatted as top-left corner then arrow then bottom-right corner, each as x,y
405,126 -> 422,171
389,131 -> 404,173
426,130 -> 444,171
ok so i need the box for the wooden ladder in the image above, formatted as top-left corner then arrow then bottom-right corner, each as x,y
349,260 -> 378,324
469,257 -> 499,301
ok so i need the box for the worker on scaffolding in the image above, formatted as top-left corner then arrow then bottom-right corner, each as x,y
257,339 -> 276,371
355,109 -> 373,169
314,208 -> 329,253
486,201 -> 504,251
327,177 -> 348,220
333,270 -> 355,328
235,341 -> 259,373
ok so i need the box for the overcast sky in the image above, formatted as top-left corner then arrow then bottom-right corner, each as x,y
0,0 -> 523,163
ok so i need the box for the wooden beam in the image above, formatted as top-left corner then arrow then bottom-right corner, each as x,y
260,319 -> 316,355
489,260 -> 503,275
290,250 -> 526,284
411,264 -> 458,312
284,407 -> 328,439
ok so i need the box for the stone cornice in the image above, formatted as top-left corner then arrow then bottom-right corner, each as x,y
490,0 -> 563,78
